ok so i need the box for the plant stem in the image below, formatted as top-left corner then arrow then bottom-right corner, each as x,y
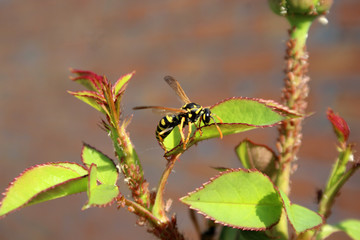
122,125 -> 150,207
318,145 -> 357,219
108,121 -> 150,208
324,144 -> 351,192
274,16 -> 314,239
152,153 -> 181,222
122,197 -> 161,226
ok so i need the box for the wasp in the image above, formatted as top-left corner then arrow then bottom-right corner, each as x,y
133,76 -> 223,148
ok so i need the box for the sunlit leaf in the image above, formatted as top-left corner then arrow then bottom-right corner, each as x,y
83,164 -> 119,209
0,163 -> 88,217
52,162 -> 88,175
316,224 -> 340,240
318,219 -> 360,240
81,144 -> 118,185
113,71 -> 135,97
279,190 -> 323,234
164,97 -> 301,156
180,169 -> 282,230
68,90 -> 106,114
336,219 -> 360,240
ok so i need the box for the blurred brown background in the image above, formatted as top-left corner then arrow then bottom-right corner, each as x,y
0,1 -> 359,239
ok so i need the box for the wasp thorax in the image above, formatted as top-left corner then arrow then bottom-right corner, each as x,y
182,102 -> 203,123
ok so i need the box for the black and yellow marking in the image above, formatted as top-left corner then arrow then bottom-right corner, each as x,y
156,114 -> 182,141
133,76 -> 223,149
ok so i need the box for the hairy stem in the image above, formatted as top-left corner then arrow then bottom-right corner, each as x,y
113,123 -> 151,208
274,16 -> 314,239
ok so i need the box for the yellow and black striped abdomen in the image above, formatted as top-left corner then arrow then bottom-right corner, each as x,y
156,114 -> 182,140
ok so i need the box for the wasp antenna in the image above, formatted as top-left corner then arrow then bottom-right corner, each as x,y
216,124 -> 223,139
213,113 -> 223,124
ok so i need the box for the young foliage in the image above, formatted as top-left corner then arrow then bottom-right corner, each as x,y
327,108 -> 350,143
68,70 -> 135,117
2,2 -> 360,239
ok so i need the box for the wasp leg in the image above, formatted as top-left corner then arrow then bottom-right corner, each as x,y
179,117 -> 187,149
214,114 -> 223,123
196,119 -> 204,136
184,122 -> 193,148
157,128 -> 173,142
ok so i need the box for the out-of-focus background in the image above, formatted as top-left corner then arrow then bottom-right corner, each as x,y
0,1 -> 359,239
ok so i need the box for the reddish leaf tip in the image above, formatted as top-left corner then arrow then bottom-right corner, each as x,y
327,108 -> 350,142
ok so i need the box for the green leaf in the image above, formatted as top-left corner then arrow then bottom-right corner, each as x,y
83,164 -> 119,209
164,97 -> 300,156
317,220 -> 360,240
0,163 -> 88,217
81,144 -> 118,185
219,226 -> 269,240
28,177 -> 87,207
52,162 -> 88,175
180,169 -> 282,230
68,90 -> 106,114
336,219 -> 360,240
279,190 -> 323,234
317,224 -> 340,240
235,139 -> 278,180
113,71 -> 135,97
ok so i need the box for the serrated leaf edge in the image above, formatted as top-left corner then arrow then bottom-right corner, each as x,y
212,97 -> 302,117
68,90 -> 105,102
70,69 -> 104,92
279,190 -> 324,234
180,168 -> 281,231
0,163 -> 88,218
163,97 -> 296,156
83,164 -> 119,210
80,143 -> 119,176
51,161 -> 88,174
113,71 -> 135,96
164,121 -> 279,157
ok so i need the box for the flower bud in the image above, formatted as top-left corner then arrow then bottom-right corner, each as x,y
268,0 -> 333,17
327,108 -> 350,143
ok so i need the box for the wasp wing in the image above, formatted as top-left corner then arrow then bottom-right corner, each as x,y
133,106 -> 186,115
164,76 -> 192,104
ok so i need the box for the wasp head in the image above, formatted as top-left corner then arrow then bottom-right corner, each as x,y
202,108 -> 212,125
